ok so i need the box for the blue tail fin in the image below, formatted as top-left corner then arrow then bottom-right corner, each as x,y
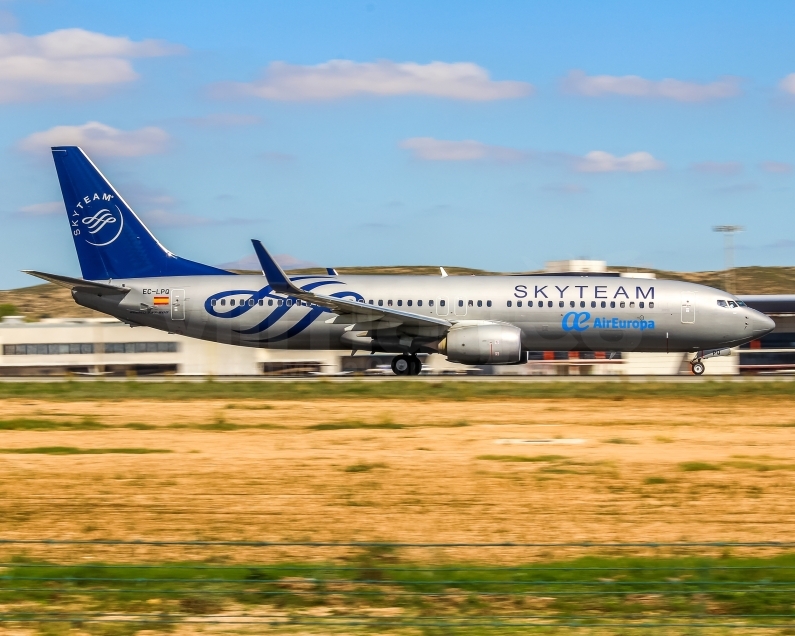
51,146 -> 232,280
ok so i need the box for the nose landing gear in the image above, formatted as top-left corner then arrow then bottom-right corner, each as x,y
689,348 -> 732,375
391,354 -> 421,376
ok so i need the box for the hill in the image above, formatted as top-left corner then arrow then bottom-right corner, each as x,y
1,266 -> 794,320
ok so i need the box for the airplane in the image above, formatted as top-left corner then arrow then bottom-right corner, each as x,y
23,146 -> 775,376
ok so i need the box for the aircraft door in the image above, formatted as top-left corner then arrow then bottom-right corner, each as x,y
454,298 -> 467,316
680,292 -> 695,324
171,289 -> 185,321
436,298 -> 449,316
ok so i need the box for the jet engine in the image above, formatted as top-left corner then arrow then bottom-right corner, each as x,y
438,322 -> 522,364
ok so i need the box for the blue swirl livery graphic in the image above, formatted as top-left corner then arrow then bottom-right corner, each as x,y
204,279 -> 365,341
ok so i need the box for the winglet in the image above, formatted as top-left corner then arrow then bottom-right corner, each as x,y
440,267 -> 448,278
326,267 -> 338,276
251,240 -> 300,295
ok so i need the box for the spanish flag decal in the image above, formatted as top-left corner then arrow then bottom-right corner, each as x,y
153,296 -> 170,306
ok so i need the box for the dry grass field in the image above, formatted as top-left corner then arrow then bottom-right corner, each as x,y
0,391 -> 793,562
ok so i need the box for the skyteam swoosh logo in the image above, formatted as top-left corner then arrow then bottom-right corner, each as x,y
204,279 -> 365,341
82,205 -> 124,246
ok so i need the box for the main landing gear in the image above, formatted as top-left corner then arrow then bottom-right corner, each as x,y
691,360 -> 705,376
391,354 -> 422,376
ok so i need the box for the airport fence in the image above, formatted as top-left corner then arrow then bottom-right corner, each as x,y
0,540 -> 794,632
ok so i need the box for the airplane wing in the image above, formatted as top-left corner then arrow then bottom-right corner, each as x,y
22,270 -> 131,295
251,240 -> 451,333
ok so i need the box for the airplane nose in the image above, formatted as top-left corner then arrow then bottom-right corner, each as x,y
752,311 -> 775,336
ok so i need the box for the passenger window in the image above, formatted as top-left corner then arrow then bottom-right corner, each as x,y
639,302 -> 644,309
468,300 -> 473,307
477,300 -> 482,307
418,300 -> 423,307
440,300 -> 446,307
591,301 -> 596,308
407,300 -> 412,306
610,301 -> 615,308
248,299 -> 255,307
221,299 -> 226,306
528,301 -> 533,307
620,301 -> 625,308
258,299 -> 263,306
268,299 -> 273,306
559,301 -> 564,308
458,300 -> 464,307
230,299 -> 236,306
629,302 -> 635,308
429,300 -> 434,307
286,299 -> 292,306
547,301 -> 553,308
277,299 -> 283,306
507,301 -> 512,307
649,302 -> 654,308
517,301 -> 522,307
211,299 -> 217,306
378,300 -> 383,306
368,300 -> 374,305
601,301 -> 606,308
397,300 -> 402,307
487,301 -> 492,307
570,301 -> 575,308
580,301 -> 585,308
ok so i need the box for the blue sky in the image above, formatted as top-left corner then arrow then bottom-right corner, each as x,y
1,1 -> 794,288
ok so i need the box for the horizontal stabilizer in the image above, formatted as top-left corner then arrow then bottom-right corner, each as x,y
22,270 -> 130,295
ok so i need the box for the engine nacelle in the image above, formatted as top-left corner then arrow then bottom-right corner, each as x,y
438,323 -> 522,365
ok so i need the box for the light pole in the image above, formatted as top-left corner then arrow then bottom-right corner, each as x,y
712,225 -> 744,293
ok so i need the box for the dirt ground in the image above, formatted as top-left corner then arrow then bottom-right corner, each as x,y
0,396 -> 793,562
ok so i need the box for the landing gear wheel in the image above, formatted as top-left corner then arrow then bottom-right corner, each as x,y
691,361 -> 705,376
408,355 -> 421,376
391,355 -> 411,376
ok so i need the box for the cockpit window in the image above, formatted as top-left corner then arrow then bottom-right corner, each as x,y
728,301 -> 738,308
717,300 -> 728,307
736,300 -> 747,307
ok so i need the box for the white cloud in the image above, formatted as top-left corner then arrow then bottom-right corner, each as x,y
213,60 -> 532,101
691,161 -> 743,176
400,137 -> 527,162
576,151 -> 665,173
19,121 -> 170,157
562,70 -> 741,102
16,201 -> 63,216
760,160 -> 793,174
0,28 -> 182,102
779,74 -> 795,95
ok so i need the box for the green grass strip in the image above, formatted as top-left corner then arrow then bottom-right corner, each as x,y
0,380 -> 791,401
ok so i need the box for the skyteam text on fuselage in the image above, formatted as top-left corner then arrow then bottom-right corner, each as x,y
25,147 -> 775,376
